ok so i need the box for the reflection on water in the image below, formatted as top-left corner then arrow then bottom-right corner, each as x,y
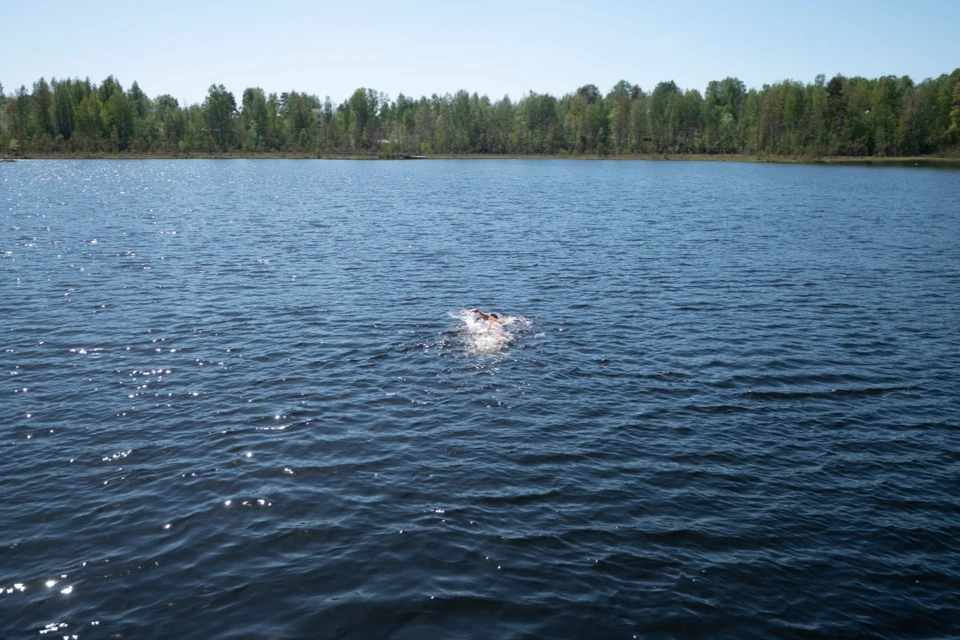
1,159 -> 959,639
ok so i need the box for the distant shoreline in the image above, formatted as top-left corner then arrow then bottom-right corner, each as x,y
5,153 -> 960,167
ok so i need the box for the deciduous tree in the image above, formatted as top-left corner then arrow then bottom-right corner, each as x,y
203,84 -> 236,150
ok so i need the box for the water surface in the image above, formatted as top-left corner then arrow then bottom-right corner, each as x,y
2,159 -> 959,638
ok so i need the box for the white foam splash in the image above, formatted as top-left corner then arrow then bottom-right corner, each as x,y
450,310 -> 530,355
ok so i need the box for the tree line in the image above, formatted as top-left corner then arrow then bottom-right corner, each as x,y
2,71 -> 959,158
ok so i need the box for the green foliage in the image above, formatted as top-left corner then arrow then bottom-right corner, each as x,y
99,76 -> 122,103
577,84 -> 601,104
32,78 -> 54,137
0,81 -> 5,147
241,88 -> 268,150
153,95 -> 183,152
74,93 -> 105,143
106,91 -> 136,149
950,80 -> 960,138
203,84 -> 237,151
129,81 -> 150,119
52,79 -> 75,139
6,71 -> 959,157
649,81 -> 681,152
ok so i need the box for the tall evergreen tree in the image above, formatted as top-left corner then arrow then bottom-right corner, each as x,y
99,75 -> 122,103
129,81 -> 151,119
105,91 -> 136,149
32,78 -> 54,137
52,79 -> 75,139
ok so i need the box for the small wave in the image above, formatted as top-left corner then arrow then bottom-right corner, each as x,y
742,385 -> 917,400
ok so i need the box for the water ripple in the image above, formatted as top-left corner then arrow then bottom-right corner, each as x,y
2,159 -> 959,638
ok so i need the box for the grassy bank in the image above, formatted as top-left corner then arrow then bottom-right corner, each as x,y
5,151 -> 960,167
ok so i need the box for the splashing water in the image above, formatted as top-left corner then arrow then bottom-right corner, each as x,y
449,310 -> 530,355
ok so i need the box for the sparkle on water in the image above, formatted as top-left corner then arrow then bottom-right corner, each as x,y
2,159 -> 959,639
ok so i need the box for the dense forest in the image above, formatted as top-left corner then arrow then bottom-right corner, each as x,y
2,70 -> 959,158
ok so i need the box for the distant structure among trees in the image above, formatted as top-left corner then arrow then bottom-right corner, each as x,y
2,71 -> 959,157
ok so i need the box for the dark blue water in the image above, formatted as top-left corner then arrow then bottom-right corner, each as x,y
2,159 -> 959,639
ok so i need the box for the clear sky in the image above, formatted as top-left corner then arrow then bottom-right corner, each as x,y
4,0 -> 958,105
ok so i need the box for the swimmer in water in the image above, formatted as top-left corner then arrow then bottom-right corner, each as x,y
466,308 -> 502,330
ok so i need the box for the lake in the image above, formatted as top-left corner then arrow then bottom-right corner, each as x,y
2,159 -> 959,639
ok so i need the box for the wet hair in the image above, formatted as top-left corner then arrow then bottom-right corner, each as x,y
490,313 -> 500,319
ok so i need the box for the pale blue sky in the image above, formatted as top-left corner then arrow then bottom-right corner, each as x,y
4,0 -> 958,105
